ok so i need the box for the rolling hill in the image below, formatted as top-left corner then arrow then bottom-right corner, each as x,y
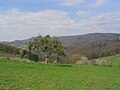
2,33 -> 120,48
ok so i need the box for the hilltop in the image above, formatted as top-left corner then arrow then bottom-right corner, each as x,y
2,33 -> 120,48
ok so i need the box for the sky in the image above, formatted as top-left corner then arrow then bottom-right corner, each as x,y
0,0 -> 120,41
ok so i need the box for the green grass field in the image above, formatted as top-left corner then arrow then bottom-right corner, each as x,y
0,55 -> 120,90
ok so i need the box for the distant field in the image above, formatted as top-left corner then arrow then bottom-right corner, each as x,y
0,56 -> 120,90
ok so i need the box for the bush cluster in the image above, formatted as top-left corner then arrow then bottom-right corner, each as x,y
92,59 -> 112,67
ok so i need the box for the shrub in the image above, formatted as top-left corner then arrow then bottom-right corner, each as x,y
24,53 -> 39,62
69,54 -> 88,64
107,61 -> 112,67
93,59 -> 112,67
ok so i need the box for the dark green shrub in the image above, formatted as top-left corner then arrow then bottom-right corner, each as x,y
24,53 -> 39,62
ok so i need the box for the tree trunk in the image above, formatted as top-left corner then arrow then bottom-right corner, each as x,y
45,54 -> 48,64
45,57 -> 48,64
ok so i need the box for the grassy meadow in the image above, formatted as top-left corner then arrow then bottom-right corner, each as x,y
0,55 -> 120,90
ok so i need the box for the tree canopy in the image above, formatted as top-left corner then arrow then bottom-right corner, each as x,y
28,35 -> 66,63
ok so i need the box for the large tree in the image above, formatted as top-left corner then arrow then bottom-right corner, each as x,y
28,35 -> 65,64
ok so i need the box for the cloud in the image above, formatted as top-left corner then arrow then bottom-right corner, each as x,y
59,0 -> 85,6
91,0 -> 110,7
0,8 -> 74,41
75,12 -> 120,33
0,8 -> 120,41
76,11 -> 91,17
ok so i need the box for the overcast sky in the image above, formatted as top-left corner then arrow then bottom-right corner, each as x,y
0,0 -> 120,41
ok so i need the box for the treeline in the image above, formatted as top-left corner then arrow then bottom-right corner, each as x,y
88,40 -> 120,59
66,40 -> 120,61
0,43 -> 20,55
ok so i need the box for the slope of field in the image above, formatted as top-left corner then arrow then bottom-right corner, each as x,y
0,58 -> 120,90
103,55 -> 120,67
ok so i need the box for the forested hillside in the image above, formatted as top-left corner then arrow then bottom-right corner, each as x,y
2,33 -> 120,47
0,43 -> 20,55
1,33 -> 120,63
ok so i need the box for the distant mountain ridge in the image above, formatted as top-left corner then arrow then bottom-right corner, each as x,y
1,33 -> 120,49
59,33 -> 120,46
